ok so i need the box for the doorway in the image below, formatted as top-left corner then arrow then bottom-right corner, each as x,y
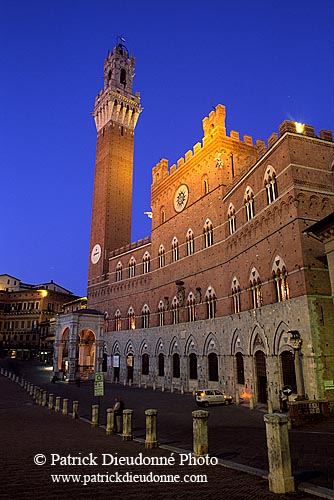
255,350 -> 267,403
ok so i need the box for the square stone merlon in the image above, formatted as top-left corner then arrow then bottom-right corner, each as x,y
152,158 -> 169,184
202,104 -> 226,137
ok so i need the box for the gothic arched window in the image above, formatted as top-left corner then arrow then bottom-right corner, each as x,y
264,166 -> 278,205
127,307 -> 135,330
231,277 -> 241,314
249,268 -> 263,308
142,304 -> 150,328
228,203 -> 236,235
205,287 -> 216,319
171,296 -> 180,324
158,245 -> 165,268
142,252 -> 150,274
114,309 -> 122,331
186,229 -> 195,256
158,300 -> 165,326
172,237 -> 179,262
244,187 -> 255,221
187,292 -> 196,322
116,261 -> 123,282
272,257 -> 290,302
203,219 -> 214,248
128,257 -> 136,278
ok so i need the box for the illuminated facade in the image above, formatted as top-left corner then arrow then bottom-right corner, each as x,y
55,44 -> 334,408
0,275 -> 75,362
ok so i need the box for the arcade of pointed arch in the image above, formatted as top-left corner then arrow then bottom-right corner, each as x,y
203,332 -> 220,356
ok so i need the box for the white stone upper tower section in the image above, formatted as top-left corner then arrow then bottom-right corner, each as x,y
93,40 -> 141,132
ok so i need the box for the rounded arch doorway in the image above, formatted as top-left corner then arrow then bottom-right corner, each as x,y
78,329 -> 96,379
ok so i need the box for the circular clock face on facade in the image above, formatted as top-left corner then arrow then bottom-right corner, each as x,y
173,184 -> 189,212
91,243 -> 102,264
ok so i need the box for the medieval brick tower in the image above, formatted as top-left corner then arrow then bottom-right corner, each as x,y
88,41 -> 141,282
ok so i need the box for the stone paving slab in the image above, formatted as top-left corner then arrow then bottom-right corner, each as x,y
0,375 -> 322,500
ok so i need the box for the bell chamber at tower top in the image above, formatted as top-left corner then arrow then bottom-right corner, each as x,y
93,42 -> 142,133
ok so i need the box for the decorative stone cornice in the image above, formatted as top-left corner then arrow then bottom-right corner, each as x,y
93,90 -> 141,132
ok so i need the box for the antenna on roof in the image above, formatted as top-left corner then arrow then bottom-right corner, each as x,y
116,35 -> 126,45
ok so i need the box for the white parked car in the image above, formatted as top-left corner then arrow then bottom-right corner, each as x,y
195,389 -> 233,407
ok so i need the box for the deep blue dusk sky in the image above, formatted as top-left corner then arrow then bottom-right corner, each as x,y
1,0 -> 333,297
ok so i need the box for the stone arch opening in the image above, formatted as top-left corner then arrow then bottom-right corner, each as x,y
254,350 -> 267,403
189,352 -> 198,380
280,350 -> 297,393
124,343 -> 134,383
78,329 -> 96,379
208,352 -> 218,382
59,327 -> 70,375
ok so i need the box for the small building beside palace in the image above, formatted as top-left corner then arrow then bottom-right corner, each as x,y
0,274 -> 77,362
54,42 -> 334,410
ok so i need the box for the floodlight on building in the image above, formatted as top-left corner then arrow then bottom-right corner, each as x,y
295,122 -> 305,134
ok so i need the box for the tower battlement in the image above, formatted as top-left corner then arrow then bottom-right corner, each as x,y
152,104 -> 262,186
92,43 -> 141,133
152,106 -> 334,187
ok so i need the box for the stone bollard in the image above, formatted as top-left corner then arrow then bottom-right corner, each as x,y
48,394 -> 54,410
72,401 -> 79,419
171,384 -> 174,393
42,391 -> 47,407
106,408 -> 116,435
192,410 -> 209,457
181,386 -> 184,395
92,405 -> 99,427
36,387 -> 41,405
249,396 -> 255,410
264,413 -> 295,494
153,382 -> 156,391
29,384 -> 34,396
235,392 -> 240,405
129,379 -> 132,387
122,409 -> 133,441
62,399 -> 69,416
145,409 -> 158,449
55,396 -> 61,412
161,384 -> 165,392
268,399 -> 273,414
124,379 -> 127,386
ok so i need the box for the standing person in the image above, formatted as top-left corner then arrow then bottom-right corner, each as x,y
113,396 -> 124,433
